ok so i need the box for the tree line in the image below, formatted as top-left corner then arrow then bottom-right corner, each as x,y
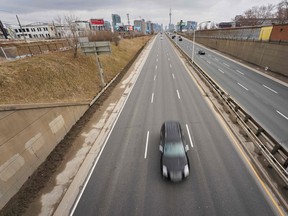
235,0 -> 288,26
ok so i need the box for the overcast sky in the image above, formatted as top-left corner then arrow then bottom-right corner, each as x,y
0,0 -> 281,27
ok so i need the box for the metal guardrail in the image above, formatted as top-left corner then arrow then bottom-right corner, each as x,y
168,34 -> 288,187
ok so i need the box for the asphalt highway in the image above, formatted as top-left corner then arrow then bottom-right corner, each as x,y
71,35 -> 280,216
173,35 -> 288,150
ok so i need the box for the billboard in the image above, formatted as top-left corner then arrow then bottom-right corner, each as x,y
90,19 -> 104,25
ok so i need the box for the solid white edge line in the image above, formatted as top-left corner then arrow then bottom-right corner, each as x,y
70,89 -> 129,215
176,89 -> 181,99
186,124 -> 194,148
151,93 -> 154,103
276,110 -> 288,120
144,131 -> 150,159
263,85 -> 278,94
237,82 -> 249,91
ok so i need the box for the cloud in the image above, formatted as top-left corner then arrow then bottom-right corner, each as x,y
0,0 -> 281,26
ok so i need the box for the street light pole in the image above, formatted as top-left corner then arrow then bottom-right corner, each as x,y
191,21 -> 211,64
192,29 -> 195,64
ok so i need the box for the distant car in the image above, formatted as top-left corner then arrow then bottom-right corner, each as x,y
159,121 -> 190,182
198,50 -> 205,55
178,36 -> 182,41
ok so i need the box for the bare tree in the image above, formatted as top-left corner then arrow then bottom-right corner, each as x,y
65,14 -> 80,58
236,4 -> 276,26
54,14 -> 80,58
275,0 -> 288,24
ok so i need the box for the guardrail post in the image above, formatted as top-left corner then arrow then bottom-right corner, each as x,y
243,114 -> 250,123
271,144 -> 280,155
255,128 -> 263,137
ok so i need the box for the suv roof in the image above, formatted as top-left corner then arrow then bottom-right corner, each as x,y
164,121 -> 182,142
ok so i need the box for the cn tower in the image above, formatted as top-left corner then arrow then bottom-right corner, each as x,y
169,8 -> 171,26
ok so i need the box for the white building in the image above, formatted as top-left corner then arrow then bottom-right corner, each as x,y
74,21 -> 91,36
13,23 -> 58,39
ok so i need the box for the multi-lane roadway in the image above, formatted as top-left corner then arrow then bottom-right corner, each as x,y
172,35 -> 288,150
70,34 -> 283,215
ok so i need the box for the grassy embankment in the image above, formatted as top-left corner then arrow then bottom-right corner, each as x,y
0,36 -> 151,105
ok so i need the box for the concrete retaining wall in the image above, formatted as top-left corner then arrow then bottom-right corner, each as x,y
0,104 -> 89,209
196,37 -> 288,77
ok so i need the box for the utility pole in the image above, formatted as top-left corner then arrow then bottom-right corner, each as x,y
16,15 -> 26,42
169,8 -> 171,26
52,21 -> 59,38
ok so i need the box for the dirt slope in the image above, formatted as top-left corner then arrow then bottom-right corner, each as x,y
0,36 -> 151,105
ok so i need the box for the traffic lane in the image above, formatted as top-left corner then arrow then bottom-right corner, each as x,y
73,38 -> 197,216
172,36 -> 288,151
194,55 -> 288,144
169,41 -> 277,213
152,42 -> 276,215
147,84 -> 277,215
72,38 -> 159,215
171,38 -> 287,140
195,50 -> 288,113
205,51 -> 288,101
72,122 -> 148,216
181,39 -> 288,101
143,53 -> 220,215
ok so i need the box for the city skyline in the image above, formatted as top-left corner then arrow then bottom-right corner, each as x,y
0,0 -> 281,27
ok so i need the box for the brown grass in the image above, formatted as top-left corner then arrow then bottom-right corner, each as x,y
0,36 -> 151,105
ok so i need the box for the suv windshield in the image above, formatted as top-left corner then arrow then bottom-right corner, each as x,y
164,143 -> 185,157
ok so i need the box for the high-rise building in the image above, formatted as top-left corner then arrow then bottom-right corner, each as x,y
146,21 -> 152,34
104,21 -> 111,31
112,14 -> 121,31
134,19 -> 146,34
